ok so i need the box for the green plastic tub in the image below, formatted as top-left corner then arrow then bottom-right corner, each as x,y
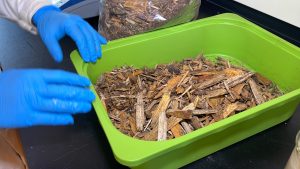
70,13 -> 300,169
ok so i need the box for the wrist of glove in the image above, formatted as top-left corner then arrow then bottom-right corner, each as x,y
33,5 -> 107,63
0,69 -> 95,128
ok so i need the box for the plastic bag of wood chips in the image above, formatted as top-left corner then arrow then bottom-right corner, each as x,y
98,0 -> 201,40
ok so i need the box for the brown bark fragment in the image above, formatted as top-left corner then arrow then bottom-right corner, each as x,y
248,78 -> 265,105
255,73 -> 272,86
208,97 -> 223,109
167,110 -> 193,119
151,93 -> 171,127
171,124 -> 185,138
205,88 -> 228,98
196,74 -> 226,90
222,103 -> 239,118
231,83 -> 246,99
191,116 -> 203,129
223,68 -> 244,77
224,72 -> 254,87
154,75 -> 182,99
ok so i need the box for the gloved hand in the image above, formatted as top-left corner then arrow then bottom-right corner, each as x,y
0,69 -> 95,128
32,6 -> 107,63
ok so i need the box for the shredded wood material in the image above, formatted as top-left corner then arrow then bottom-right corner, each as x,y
99,0 -> 201,40
95,55 -> 282,141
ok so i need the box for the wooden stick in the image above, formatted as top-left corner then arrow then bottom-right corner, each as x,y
151,93 -> 171,127
143,119 -> 152,132
192,109 -> 218,115
136,92 -> 145,131
154,75 -> 182,99
99,92 -> 108,111
177,71 -> 190,87
248,78 -> 265,104
157,112 -> 167,141
178,85 -> 193,98
137,75 -> 142,90
181,122 -> 193,133
144,116 -> 182,140
224,72 -> 254,87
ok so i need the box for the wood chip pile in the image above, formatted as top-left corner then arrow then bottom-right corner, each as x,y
95,55 -> 282,141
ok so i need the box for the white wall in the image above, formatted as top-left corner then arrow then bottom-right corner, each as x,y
234,0 -> 300,28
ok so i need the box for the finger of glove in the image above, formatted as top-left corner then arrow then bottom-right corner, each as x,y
78,22 -> 97,62
39,84 -> 95,102
30,113 -> 74,126
97,35 -> 106,59
36,98 -> 92,114
65,22 -> 90,62
42,36 -> 63,62
82,21 -> 105,59
42,70 -> 91,87
98,34 -> 107,45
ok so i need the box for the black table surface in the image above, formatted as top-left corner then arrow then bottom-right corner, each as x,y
0,2 -> 300,169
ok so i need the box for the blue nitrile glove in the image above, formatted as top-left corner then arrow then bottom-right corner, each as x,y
0,69 -> 95,128
32,6 -> 107,63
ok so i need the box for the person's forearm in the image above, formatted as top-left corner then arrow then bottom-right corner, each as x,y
0,0 -> 51,34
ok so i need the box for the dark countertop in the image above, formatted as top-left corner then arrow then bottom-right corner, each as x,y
0,1 -> 299,169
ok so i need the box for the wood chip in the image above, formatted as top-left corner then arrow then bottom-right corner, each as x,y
176,86 -> 185,94
224,72 -> 254,87
157,112 -> 167,141
236,103 -> 248,112
136,92 -> 145,131
222,103 -> 239,118
177,71 -> 189,87
171,124 -> 185,138
208,97 -> 223,109
223,68 -> 244,77
182,102 -> 196,111
181,122 -> 193,133
128,116 -> 137,135
248,78 -> 265,104
255,73 -> 272,86
231,83 -> 246,98
154,75 -> 182,99
128,70 -> 143,79
178,85 -> 193,98
192,109 -> 218,115
144,116 -> 182,140
167,110 -> 192,119
196,74 -> 226,90
191,116 -> 204,129
205,88 -> 228,98
151,93 -> 171,127
191,70 -> 218,76
99,92 -> 108,111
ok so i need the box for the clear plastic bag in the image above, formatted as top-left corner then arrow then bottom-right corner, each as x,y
98,0 -> 201,40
